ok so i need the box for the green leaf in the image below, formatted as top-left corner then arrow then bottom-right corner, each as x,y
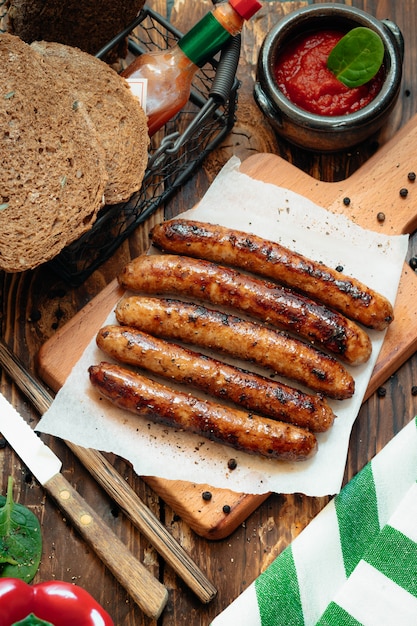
327,27 -> 384,88
0,476 -> 42,582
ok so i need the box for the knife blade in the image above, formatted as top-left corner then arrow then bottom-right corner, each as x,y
0,392 -> 61,484
0,392 -> 168,620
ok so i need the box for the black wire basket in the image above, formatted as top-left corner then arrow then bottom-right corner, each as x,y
37,6 -> 240,285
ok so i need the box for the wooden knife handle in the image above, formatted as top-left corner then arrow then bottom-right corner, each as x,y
69,444 -> 217,604
44,471 -> 168,620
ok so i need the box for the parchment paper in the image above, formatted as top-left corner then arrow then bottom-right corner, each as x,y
37,157 -> 409,496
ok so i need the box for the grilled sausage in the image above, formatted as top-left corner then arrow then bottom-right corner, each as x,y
96,325 -> 336,432
149,219 -> 394,331
118,254 -> 372,365
89,362 -> 318,462
115,296 -> 355,399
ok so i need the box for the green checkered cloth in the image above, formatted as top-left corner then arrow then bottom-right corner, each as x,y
212,416 -> 417,626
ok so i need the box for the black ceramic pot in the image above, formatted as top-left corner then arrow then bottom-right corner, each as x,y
254,3 -> 404,152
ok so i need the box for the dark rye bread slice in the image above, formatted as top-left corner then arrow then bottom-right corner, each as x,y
6,0 -> 146,61
0,33 -> 108,273
31,41 -> 149,205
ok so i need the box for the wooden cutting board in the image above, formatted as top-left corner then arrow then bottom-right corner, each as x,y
37,114 -> 417,540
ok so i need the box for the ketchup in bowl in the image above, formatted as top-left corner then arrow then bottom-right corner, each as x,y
274,30 -> 385,116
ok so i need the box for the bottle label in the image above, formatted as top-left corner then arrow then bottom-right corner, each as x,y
178,13 -> 232,66
127,78 -> 148,111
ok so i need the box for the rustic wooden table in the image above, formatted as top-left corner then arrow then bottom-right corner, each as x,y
1,1 -> 417,624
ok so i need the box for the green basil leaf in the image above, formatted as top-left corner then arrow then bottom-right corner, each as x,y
327,27 -> 384,88
12,614 -> 54,626
0,476 -> 42,582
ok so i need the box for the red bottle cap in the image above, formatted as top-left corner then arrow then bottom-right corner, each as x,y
229,0 -> 262,21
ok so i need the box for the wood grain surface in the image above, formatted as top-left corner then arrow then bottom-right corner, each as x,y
2,1 -> 417,625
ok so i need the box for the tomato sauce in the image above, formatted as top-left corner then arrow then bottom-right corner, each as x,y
274,30 -> 385,116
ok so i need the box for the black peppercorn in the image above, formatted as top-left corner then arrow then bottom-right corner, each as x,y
377,386 -> 387,398
408,172 -> 416,182
343,197 -> 351,206
409,257 -> 417,271
28,309 -> 42,322
222,504 -> 231,514
227,458 -> 237,470
335,265 -> 344,273
377,212 -> 385,223
110,506 -> 120,518
411,386 -> 417,396
399,188 -> 408,198
202,491 -> 212,501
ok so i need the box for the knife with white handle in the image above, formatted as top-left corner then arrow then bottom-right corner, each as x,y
0,391 -> 168,620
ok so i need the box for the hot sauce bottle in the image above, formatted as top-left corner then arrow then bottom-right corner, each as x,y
122,0 -> 262,135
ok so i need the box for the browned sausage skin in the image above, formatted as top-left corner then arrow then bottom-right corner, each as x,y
89,362 -> 318,462
118,254 -> 372,366
115,296 -> 355,400
149,219 -> 394,331
96,325 -> 336,432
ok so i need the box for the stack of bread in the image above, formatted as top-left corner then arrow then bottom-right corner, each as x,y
0,33 -> 148,273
